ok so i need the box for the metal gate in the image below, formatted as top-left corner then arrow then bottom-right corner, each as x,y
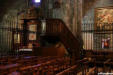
0,13 -> 20,57
82,22 -> 113,50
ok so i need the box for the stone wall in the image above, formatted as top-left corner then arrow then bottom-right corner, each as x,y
42,0 -> 83,36
0,0 -> 27,52
83,0 -> 113,23
82,0 -> 113,50
0,0 -> 84,52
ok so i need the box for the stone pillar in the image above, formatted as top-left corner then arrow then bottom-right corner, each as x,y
77,0 -> 83,36
72,0 -> 83,36
72,0 -> 83,64
72,0 -> 77,35
77,0 -> 83,59
41,0 -> 54,18
72,0 -> 83,48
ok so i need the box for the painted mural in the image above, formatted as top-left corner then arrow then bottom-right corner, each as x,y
95,7 -> 113,30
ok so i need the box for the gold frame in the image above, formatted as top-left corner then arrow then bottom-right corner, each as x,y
95,6 -> 113,30
29,24 -> 37,32
29,33 -> 37,41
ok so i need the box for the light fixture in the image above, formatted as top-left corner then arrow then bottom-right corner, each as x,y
34,0 -> 41,3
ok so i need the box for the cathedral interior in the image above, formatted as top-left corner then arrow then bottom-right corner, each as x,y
1,0 -> 113,75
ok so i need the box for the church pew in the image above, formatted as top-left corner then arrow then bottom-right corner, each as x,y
19,56 -> 69,75
0,56 -> 38,65
0,56 -> 56,74
103,59 -> 111,72
0,56 -> 71,75
19,57 -> 70,75
0,56 -> 51,66
56,65 -> 78,75
87,67 -> 96,75
84,50 -> 113,59
0,63 -> 20,75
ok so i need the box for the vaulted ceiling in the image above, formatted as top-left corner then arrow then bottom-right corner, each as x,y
0,0 -> 107,22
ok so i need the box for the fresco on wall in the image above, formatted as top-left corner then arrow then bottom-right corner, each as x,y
95,7 -> 113,30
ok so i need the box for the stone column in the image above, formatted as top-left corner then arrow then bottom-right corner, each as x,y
72,0 -> 83,64
72,0 -> 77,35
77,0 -> 83,59
77,0 -> 83,36
73,0 -> 83,36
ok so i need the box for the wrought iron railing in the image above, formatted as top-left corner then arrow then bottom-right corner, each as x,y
82,23 -> 113,50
